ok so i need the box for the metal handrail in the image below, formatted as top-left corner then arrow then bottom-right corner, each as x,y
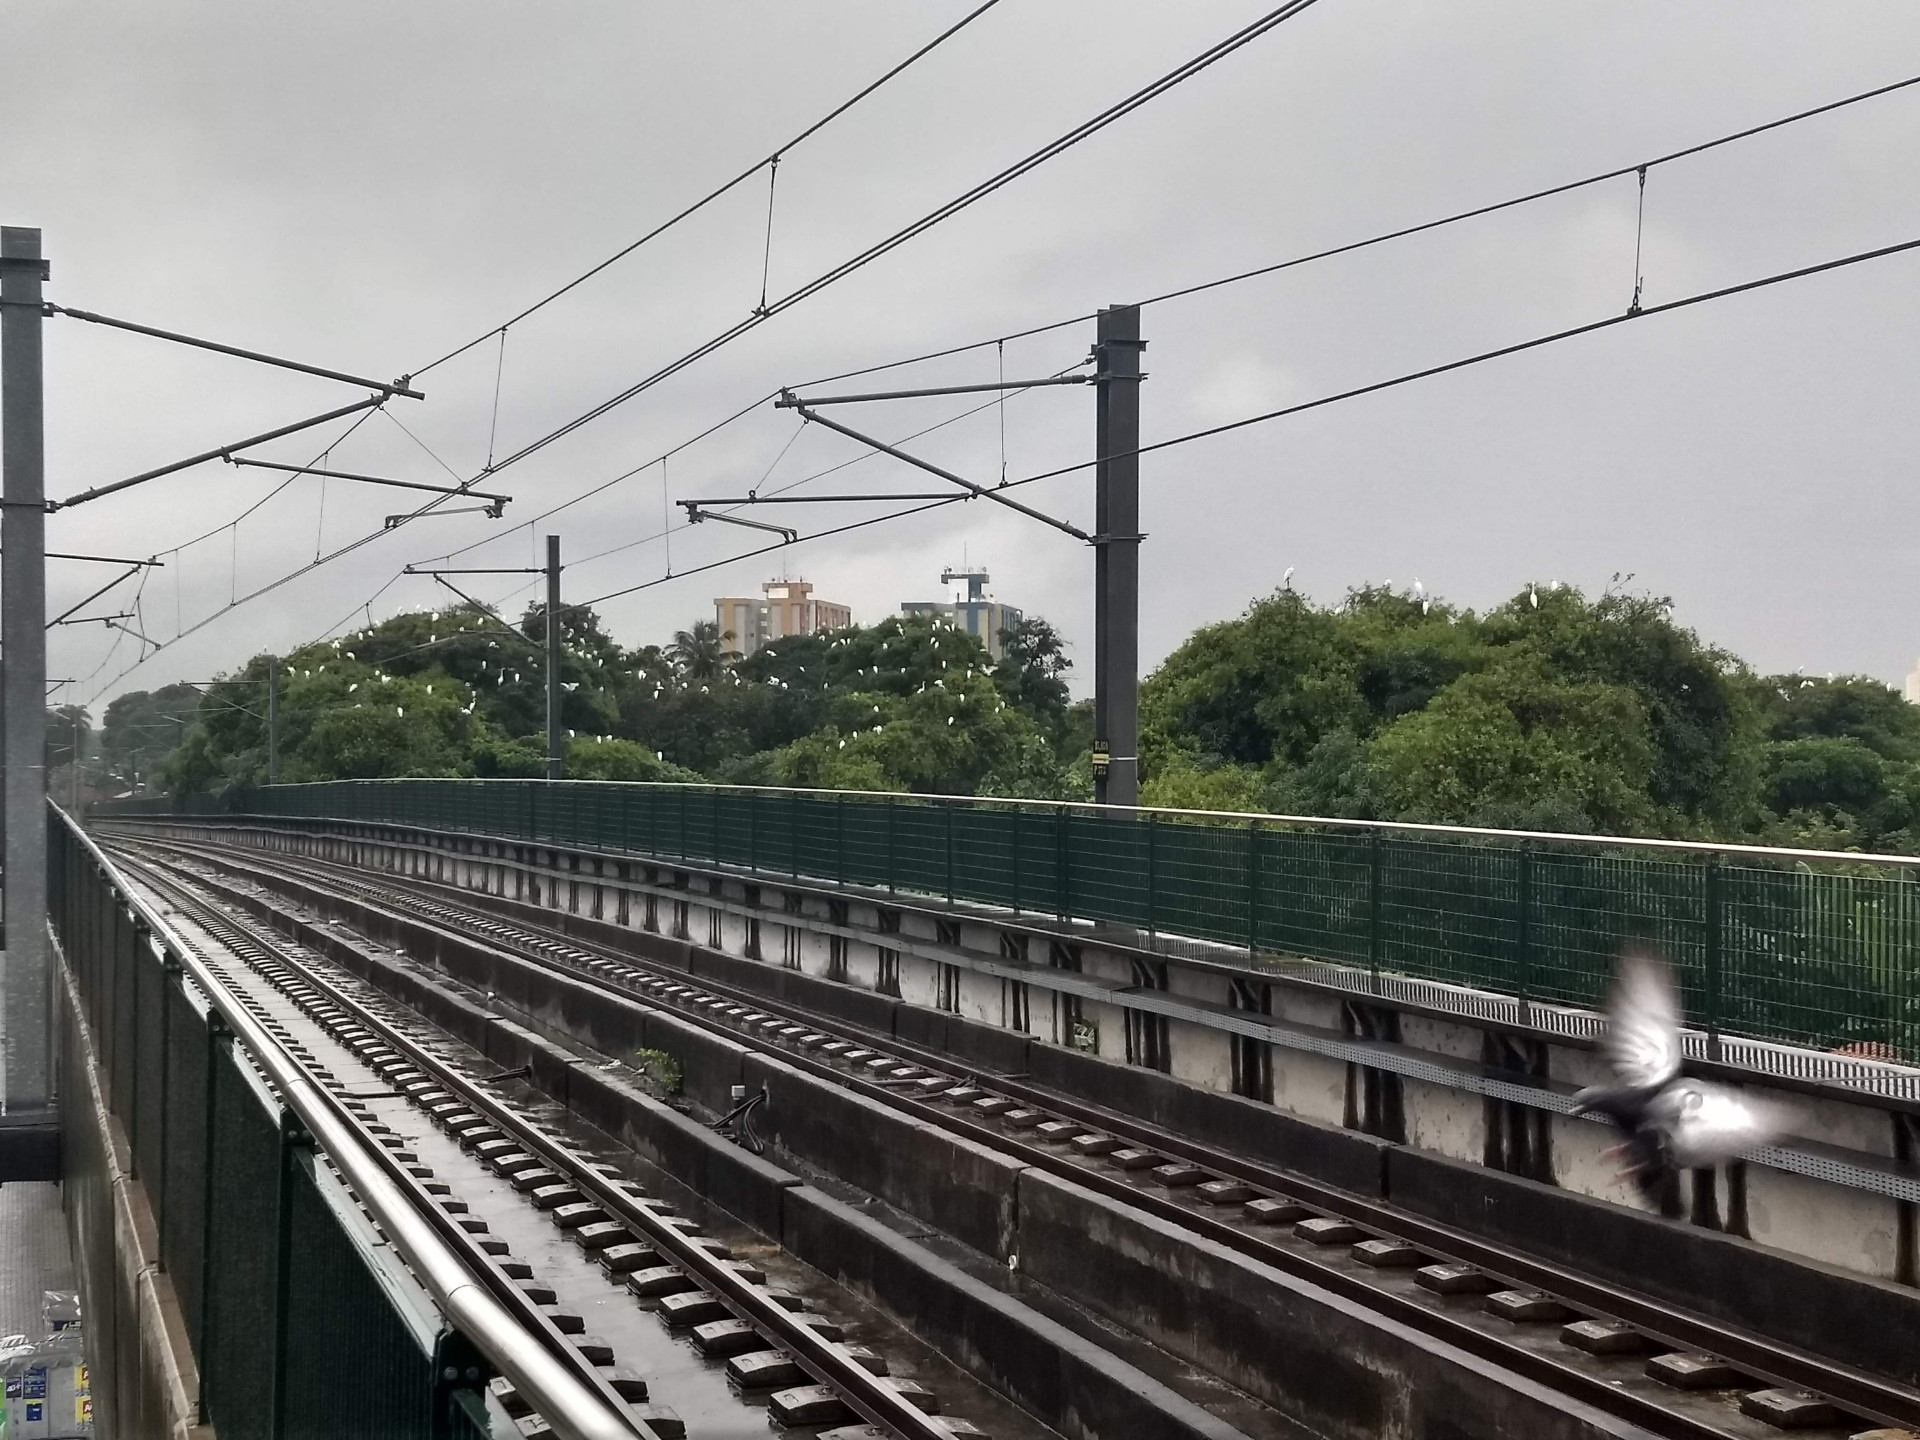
54,805 -> 644,1440
220,777 -> 1920,869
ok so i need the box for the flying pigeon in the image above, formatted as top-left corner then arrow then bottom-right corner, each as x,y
1571,956 -> 1782,1206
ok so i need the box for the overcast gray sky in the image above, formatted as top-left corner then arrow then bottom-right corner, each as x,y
8,1 -> 1920,708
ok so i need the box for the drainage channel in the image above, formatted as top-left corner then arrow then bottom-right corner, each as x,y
118,835 -> 1920,1440
120,853 -> 1003,1440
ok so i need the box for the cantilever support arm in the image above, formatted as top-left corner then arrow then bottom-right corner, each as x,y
227,457 -> 511,515
681,504 -> 797,543
47,305 -> 424,398
105,617 -> 161,652
422,575 -> 543,649
48,564 -> 145,629
50,611 -> 132,627
775,373 -> 1090,407
55,394 -> 388,511
786,397 -> 1089,542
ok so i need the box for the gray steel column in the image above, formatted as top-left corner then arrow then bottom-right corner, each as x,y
545,535 -> 563,781
2,227 -> 49,1113
1093,304 -> 1144,809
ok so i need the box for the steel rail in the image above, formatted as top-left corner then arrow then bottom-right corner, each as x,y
61,813 -> 648,1440
116,834 -> 1920,1439
112,841 -> 953,1440
113,853 -> 662,1440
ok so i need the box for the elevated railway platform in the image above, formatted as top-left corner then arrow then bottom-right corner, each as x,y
50,783 -> 1920,1439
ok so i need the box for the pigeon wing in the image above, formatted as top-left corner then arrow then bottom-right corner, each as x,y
1659,1080 -> 1782,1169
1605,955 -> 1682,1091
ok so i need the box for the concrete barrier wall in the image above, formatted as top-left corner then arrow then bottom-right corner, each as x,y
1014,1168 -> 1649,1440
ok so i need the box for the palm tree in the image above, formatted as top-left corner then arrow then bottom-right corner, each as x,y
669,621 -> 734,683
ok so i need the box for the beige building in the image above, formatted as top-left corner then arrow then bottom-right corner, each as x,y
715,578 -> 851,659
1906,659 -> 1920,704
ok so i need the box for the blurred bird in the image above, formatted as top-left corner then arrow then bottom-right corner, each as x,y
1282,566 -> 1295,591
1572,956 -> 1782,1206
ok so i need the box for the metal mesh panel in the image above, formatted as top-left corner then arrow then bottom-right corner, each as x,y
281,1156 -> 438,1440
951,804 -> 1017,909
838,797 -> 894,890
97,780 -> 1920,1060
1158,816 -> 1253,948
795,793 -> 843,885
1257,825 -> 1370,965
1530,848 -> 1703,1011
1723,863 -> 1920,1055
110,904 -> 136,1120
161,981 -> 210,1350
130,932 -> 167,1194
1007,806 -> 1063,917
1064,810 -> 1149,932
889,802 -> 949,898
202,1045 -> 282,1439
1377,836 -> 1518,991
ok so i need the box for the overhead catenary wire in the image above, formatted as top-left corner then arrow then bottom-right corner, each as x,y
996,231 -> 1920,494
369,61 -> 1920,631
563,228 -> 1920,614
757,156 -> 781,316
164,402 -> 386,558
81,392 -> 556,700
787,67 -> 1920,393
486,328 -> 509,472
1630,166 -> 1649,315
480,0 -> 1325,478
408,0 -> 1009,380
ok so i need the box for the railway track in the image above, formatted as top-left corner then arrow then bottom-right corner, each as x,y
112,846 -> 991,1440
110,830 -> 1920,1440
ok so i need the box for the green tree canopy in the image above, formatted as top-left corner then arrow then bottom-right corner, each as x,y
1141,580 -> 1764,838
125,577 -> 1920,856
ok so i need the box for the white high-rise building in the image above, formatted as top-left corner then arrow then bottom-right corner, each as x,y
1905,659 -> 1920,704
899,565 -> 1024,661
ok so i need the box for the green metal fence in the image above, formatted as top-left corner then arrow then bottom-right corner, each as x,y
52,808 -> 492,1439
102,779 -> 1920,1063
